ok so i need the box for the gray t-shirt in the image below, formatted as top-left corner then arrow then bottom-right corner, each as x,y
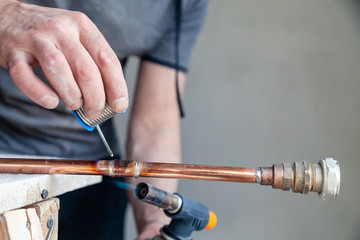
0,0 -> 208,159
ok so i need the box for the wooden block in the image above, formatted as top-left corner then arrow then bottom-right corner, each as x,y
28,198 -> 59,240
0,216 -> 7,240
0,209 -> 32,240
25,208 -> 44,240
0,198 -> 59,240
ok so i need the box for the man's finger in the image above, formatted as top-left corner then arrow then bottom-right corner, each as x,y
33,39 -> 83,111
60,41 -> 106,119
80,23 -> 128,113
8,51 -> 59,109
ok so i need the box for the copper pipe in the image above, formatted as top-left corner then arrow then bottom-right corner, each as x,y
0,158 -> 98,175
138,162 -> 257,183
0,158 -> 258,184
0,157 -> 340,199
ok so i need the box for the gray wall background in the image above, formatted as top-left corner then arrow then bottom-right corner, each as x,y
116,1 -> 360,239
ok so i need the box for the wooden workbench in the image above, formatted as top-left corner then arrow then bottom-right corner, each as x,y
0,155 -> 102,240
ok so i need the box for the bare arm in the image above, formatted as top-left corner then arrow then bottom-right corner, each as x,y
0,0 -> 128,117
126,61 -> 186,240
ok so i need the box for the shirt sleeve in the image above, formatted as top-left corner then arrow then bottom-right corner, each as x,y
143,0 -> 209,72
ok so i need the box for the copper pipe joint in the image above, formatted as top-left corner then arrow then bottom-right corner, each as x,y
260,167 -> 273,185
260,158 -> 340,200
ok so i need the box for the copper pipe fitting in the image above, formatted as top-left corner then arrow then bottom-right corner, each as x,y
260,158 -> 340,200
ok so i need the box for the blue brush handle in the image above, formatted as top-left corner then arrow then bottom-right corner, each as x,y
72,110 -> 95,131
72,109 -> 127,132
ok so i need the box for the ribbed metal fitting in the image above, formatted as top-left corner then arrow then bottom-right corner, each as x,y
318,158 -> 340,200
75,103 -> 117,127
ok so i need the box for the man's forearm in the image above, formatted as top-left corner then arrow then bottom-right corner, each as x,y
125,61 -> 186,239
126,124 -> 181,232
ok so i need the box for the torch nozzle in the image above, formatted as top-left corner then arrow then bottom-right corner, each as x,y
135,182 -> 182,214
135,182 -> 217,239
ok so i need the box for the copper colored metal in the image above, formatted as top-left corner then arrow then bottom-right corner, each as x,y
0,158 -> 258,184
273,164 -> 284,189
0,158 -> 98,175
138,162 -> 257,183
260,167 -> 273,185
0,157 -> 341,199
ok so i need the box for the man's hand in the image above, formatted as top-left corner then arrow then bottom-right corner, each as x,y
0,0 -> 128,118
135,222 -> 165,240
